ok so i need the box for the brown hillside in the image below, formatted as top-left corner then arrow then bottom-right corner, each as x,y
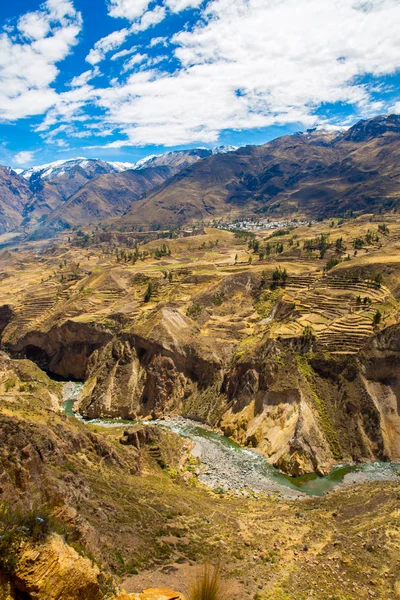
121,114 -> 400,226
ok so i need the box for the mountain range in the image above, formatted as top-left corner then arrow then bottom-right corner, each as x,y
0,147 -> 236,236
1,115 -> 400,237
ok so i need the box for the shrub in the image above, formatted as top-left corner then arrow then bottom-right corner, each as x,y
325,257 -> 340,271
271,267 -> 288,288
373,310 -> 382,326
144,281 -> 153,303
187,303 -> 202,319
302,325 -> 315,342
211,292 -> 225,306
189,563 -> 229,600
353,237 -> 365,249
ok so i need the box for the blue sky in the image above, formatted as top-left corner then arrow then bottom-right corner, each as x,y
1,0 -> 400,168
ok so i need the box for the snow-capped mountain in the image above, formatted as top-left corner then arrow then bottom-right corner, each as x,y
8,147 -> 240,229
20,146 -> 238,182
21,157 -> 136,182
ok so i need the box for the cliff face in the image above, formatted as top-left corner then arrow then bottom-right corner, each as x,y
219,326 -> 400,475
7,306 -> 400,476
4,534 -> 106,600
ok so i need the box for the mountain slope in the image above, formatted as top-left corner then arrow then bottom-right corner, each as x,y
13,148 -> 237,233
0,167 -> 32,232
42,165 -> 175,230
121,114 -> 400,226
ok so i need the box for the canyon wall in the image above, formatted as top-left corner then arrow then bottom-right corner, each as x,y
2,309 -> 400,476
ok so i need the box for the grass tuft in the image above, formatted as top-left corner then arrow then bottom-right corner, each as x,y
189,563 -> 230,600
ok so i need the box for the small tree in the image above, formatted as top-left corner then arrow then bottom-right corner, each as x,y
373,310 -> 382,326
144,281 -> 153,303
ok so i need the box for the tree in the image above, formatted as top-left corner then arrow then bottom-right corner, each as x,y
302,325 -> 315,342
144,281 -> 153,303
335,237 -> 345,252
373,310 -> 382,326
325,258 -> 340,271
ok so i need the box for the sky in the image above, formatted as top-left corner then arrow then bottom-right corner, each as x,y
1,0 -> 400,169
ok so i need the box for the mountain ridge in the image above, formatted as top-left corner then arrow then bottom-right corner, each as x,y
2,115 -> 400,238
120,114 -> 400,227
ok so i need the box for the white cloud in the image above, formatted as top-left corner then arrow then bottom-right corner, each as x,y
97,0 -> 400,145
0,0 -> 82,121
9,0 -> 400,148
86,28 -> 130,65
166,0 -> 203,13
69,67 -> 100,87
86,6 -> 166,65
149,36 -> 168,48
14,150 -> 36,166
107,0 -> 152,21
122,53 -> 148,72
18,12 -> 51,40
111,46 -> 137,60
134,6 -> 166,31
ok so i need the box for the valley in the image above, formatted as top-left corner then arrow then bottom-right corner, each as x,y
2,116 -> 400,599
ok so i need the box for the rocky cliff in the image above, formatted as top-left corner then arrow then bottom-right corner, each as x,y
4,299 -> 400,476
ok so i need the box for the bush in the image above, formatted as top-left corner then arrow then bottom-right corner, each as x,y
144,281 -> 153,303
189,563 -> 229,600
302,325 -> 315,342
271,267 -> 288,288
325,257 -> 340,271
187,303 -> 202,319
211,292 -> 225,306
373,310 -> 382,326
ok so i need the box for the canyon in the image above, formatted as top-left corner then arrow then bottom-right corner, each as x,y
2,116 -> 400,598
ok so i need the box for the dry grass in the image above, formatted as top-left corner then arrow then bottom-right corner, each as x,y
189,563 -> 231,600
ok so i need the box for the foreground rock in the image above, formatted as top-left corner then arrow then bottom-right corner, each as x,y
118,590 -> 186,600
2,535 -> 106,600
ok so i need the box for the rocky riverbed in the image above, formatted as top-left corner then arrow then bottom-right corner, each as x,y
63,383 -> 400,499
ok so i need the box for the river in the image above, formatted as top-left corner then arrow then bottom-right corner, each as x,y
62,382 -> 400,498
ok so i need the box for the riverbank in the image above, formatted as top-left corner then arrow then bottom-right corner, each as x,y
62,383 -> 400,499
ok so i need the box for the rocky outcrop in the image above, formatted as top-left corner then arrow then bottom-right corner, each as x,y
120,426 -> 160,449
0,535 -> 186,600
5,534 -> 107,600
221,327 -> 400,475
118,590 -> 186,600
3,320 -> 114,379
78,340 -> 144,419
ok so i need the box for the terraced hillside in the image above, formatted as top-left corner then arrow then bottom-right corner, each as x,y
1,214 -> 400,476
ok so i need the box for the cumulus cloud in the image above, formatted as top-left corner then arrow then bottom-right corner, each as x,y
111,46 -> 137,60
81,0 -> 400,146
165,0 -> 203,13
9,0 -> 400,148
86,6 -> 167,65
107,0 -> 152,21
0,0 -> 82,121
122,53 -> 148,72
69,67 -> 101,87
13,150 -> 36,166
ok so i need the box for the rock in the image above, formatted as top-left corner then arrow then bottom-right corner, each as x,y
11,534 -> 108,600
118,589 -> 186,600
120,426 -> 160,449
